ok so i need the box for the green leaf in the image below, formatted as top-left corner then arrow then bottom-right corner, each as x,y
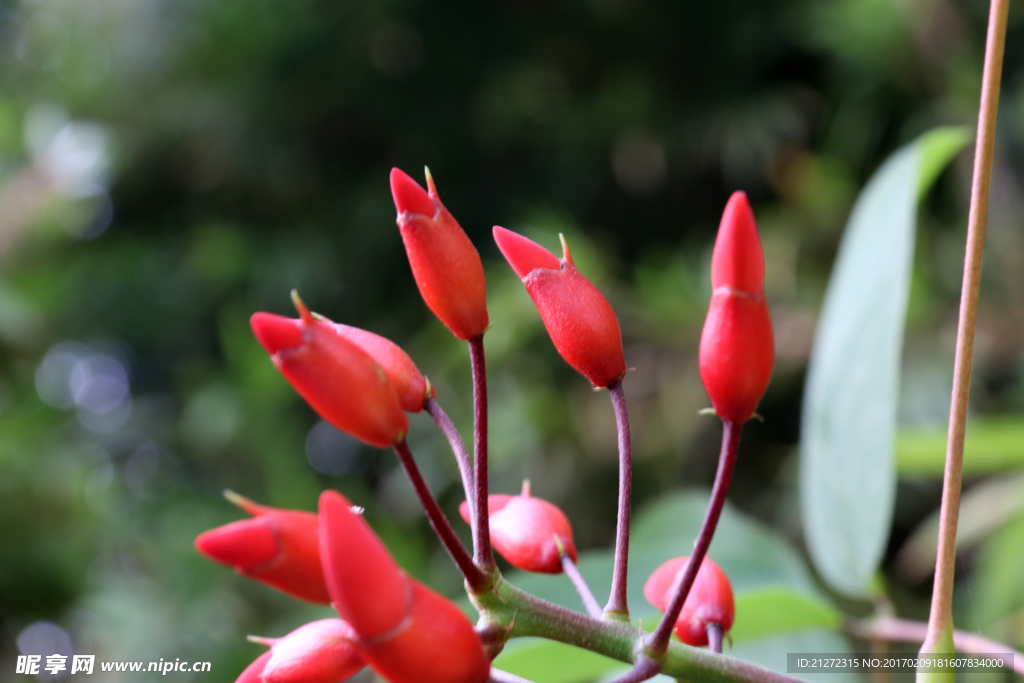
492,639 -> 624,683
730,587 -> 842,643
800,128 -> 969,597
896,416 -> 1024,476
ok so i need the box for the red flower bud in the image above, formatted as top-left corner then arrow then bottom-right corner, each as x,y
251,294 -> 408,448
195,491 -> 329,604
235,651 -> 272,683
326,322 -> 432,413
251,619 -> 363,683
458,482 -> 577,574
493,227 -> 626,388
644,556 -> 735,647
391,168 -> 489,341
698,192 -> 774,423
319,491 -> 489,683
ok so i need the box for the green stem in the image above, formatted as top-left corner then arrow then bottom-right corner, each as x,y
472,576 -> 804,683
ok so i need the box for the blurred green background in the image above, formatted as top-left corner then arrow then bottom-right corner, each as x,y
1,0 -> 1023,680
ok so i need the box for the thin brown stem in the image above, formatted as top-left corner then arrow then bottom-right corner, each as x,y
922,0 -> 1009,659
707,623 -> 724,654
424,396 -> 474,504
469,334 -> 497,572
561,554 -> 603,619
648,420 -> 741,654
851,617 -> 1023,676
393,440 -> 490,592
605,377 -> 633,619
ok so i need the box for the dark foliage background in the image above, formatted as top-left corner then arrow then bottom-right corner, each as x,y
1,0 -> 1023,680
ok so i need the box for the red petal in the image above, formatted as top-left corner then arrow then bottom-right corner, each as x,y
319,491 -> 408,640
493,226 -> 561,280
251,313 -> 304,355
262,619 -> 363,683
643,557 -> 686,612
390,168 -> 436,217
195,518 -> 278,570
329,322 -> 428,413
235,651 -> 272,683
710,191 -> 765,295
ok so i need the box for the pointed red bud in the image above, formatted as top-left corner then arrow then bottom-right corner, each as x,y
318,490 -> 408,639
251,296 -> 408,448
493,227 -> 626,388
326,322 -> 432,413
319,490 -> 489,683
698,192 -> 774,423
195,491 -> 329,604
391,168 -> 489,341
235,651 -> 272,683
459,483 -> 576,574
362,580 -> 490,683
644,556 -> 735,647
258,619 -> 364,683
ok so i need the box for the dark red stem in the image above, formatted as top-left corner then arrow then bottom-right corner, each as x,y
605,378 -> 632,618
707,622 -> 724,654
561,555 -> 603,618
424,396 -> 474,505
469,334 -> 496,572
647,420 -> 741,653
393,440 -> 490,592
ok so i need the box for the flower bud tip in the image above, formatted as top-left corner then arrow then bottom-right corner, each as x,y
222,489 -> 265,516
250,313 -> 303,355
290,290 -> 314,323
246,635 -> 275,647
195,519 -> 279,569
492,226 -> 560,279
390,167 -> 435,217
558,233 -> 573,264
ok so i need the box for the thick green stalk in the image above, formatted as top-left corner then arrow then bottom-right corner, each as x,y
471,577 -> 804,683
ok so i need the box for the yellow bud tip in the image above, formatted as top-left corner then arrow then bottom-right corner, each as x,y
223,489 -> 264,516
424,376 -> 436,401
246,635 -> 276,647
698,407 -> 718,417
554,534 -> 567,557
558,233 -> 574,265
521,479 -> 532,497
424,166 -> 438,198
291,290 -> 314,323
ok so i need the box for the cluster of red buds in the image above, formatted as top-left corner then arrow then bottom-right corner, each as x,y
195,167 -> 773,682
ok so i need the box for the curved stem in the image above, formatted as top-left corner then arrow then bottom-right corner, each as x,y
425,396 -> 475,505
393,440 -> 490,592
648,420 -> 741,654
708,623 -> 724,654
605,378 -> 633,619
849,617 -> 1024,676
561,554 -> 603,619
469,334 -> 497,572
603,656 -> 662,683
921,0 -> 1009,667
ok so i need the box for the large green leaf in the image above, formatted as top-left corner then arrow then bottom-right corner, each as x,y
800,128 -> 968,597
730,587 -> 842,643
896,416 -> 1024,476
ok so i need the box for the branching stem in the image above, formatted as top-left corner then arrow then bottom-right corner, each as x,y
605,377 -> 633,619
469,334 -> 497,572
921,0 -> 1009,667
648,420 -> 741,654
393,440 -> 490,592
